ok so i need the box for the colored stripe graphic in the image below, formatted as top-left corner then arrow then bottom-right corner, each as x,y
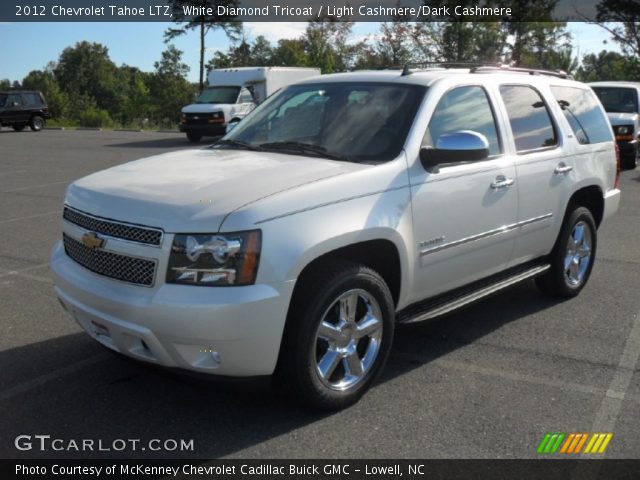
537,433 -> 565,454
538,433 -> 613,455
584,433 -> 614,454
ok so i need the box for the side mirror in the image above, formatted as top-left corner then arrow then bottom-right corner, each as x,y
12,101 -> 19,107
226,119 -> 241,134
420,131 -> 490,173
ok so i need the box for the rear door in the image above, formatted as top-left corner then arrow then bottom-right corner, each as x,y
496,84 -> 571,267
5,94 -> 26,124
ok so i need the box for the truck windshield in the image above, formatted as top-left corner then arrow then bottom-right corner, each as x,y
218,82 -> 426,162
196,86 -> 241,104
592,87 -> 639,114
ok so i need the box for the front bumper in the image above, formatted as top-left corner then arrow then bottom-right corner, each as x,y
179,123 -> 226,136
51,242 -> 294,376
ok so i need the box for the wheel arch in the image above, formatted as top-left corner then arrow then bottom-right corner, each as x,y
567,185 -> 604,228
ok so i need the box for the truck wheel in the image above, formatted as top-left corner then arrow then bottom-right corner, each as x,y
29,116 -> 44,131
186,133 -> 201,143
12,124 -> 26,132
623,150 -> 638,169
536,206 -> 597,298
277,260 -> 395,409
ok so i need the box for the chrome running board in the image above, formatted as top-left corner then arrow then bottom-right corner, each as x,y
397,262 -> 551,325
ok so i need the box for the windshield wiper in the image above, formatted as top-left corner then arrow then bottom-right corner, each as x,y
259,141 -> 349,161
215,139 -> 264,151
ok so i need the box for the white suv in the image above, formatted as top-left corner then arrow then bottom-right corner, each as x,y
51,66 -> 621,409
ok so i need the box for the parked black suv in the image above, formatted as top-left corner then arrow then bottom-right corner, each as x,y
0,91 -> 51,132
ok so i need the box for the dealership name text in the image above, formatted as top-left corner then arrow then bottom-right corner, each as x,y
16,463 -> 407,477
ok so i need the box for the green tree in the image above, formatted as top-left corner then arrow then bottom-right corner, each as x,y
594,0 -> 640,57
0,79 -> 12,90
150,46 -> 196,126
272,39 -> 309,67
165,0 -> 241,91
576,50 -> 640,81
21,67 -> 70,120
53,41 -> 118,111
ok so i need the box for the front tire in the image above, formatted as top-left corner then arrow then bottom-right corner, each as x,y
29,115 -> 44,131
536,206 -> 597,298
622,150 -> 638,170
277,261 -> 395,409
186,133 -> 201,143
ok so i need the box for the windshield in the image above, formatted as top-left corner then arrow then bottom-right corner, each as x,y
196,86 -> 240,104
0,94 -> 6,107
592,87 -> 639,114
218,82 -> 426,162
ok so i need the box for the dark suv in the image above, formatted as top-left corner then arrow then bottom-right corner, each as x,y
0,91 -> 51,132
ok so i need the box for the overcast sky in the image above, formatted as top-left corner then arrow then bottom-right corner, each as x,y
0,22 -> 620,83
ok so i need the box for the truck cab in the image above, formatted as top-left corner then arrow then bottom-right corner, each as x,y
590,81 -> 640,169
180,67 -> 321,143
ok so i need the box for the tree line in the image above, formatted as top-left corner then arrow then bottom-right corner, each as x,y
1,5 -> 638,129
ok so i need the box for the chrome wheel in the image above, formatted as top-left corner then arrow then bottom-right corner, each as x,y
564,220 -> 592,286
313,289 -> 383,391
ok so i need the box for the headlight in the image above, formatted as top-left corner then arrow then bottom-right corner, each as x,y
167,230 -> 261,286
617,126 -> 630,135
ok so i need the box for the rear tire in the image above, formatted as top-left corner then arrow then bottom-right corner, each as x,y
12,124 -> 26,132
536,206 -> 597,298
29,115 -> 44,131
276,260 -> 395,410
186,133 -> 201,143
622,151 -> 637,170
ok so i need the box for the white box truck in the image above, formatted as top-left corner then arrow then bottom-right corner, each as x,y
179,66 -> 321,142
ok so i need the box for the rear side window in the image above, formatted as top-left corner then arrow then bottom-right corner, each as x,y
499,85 -> 557,152
550,86 -> 613,145
22,93 -> 43,107
6,94 -> 22,107
426,85 -> 501,156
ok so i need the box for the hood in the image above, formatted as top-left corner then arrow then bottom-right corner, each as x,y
182,103 -> 228,113
65,148 -> 362,233
607,112 -> 639,127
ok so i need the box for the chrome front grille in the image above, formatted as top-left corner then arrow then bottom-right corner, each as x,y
63,233 -> 156,286
63,207 -> 163,246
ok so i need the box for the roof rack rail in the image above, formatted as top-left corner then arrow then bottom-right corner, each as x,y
401,62 -> 503,76
470,65 -> 572,79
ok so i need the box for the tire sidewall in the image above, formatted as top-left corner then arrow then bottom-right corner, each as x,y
288,265 -> 395,409
554,207 -> 597,295
30,116 -> 44,131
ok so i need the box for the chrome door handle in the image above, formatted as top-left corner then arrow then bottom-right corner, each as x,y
491,176 -> 515,189
554,163 -> 573,174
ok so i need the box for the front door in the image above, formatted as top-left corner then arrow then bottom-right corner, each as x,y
409,85 -> 518,303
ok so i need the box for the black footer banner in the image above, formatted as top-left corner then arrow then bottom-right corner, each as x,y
4,459 -> 640,480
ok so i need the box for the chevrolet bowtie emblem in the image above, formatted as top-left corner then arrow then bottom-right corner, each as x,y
81,232 -> 105,249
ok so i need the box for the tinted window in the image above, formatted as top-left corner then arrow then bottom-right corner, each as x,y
592,87 -> 639,114
426,86 -> 501,156
224,83 -> 426,162
500,85 -> 557,152
0,94 -> 6,107
7,94 -> 22,107
196,86 -> 241,104
550,86 -> 613,144
22,93 -> 43,107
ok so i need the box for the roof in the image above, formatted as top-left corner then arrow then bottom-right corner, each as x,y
588,81 -> 640,88
294,68 -> 586,88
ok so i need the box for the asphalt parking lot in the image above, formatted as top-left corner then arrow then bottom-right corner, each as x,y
1,129 -> 639,459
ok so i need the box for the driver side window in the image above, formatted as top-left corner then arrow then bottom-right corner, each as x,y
425,86 -> 501,157
237,88 -> 254,104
